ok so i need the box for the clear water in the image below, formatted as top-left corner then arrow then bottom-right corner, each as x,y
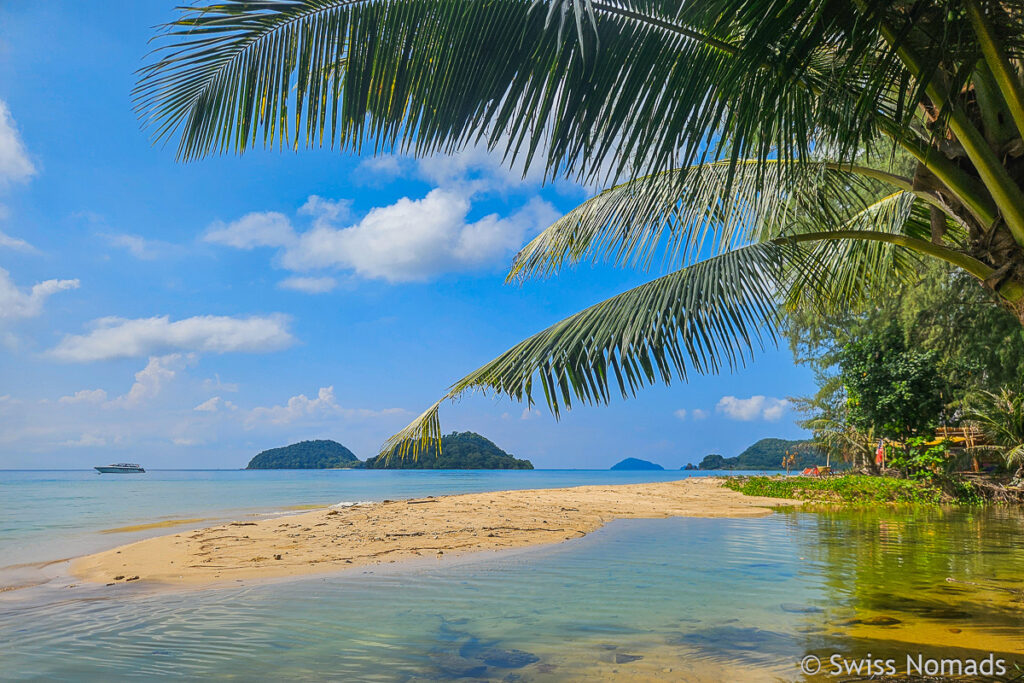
2,471 -> 1024,681
0,469 -> 733,564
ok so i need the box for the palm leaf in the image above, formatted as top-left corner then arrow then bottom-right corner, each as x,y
507,159 -> 920,281
137,0 -> 932,184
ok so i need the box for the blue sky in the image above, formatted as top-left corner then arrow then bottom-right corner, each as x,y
0,1 -> 814,469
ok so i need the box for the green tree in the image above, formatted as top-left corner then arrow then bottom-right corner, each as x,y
837,322 -> 945,442
136,0 -> 1024,457
786,260 -> 1024,464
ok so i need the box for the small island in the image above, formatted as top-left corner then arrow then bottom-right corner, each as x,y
610,457 -> 664,471
362,431 -> 533,470
246,440 -> 360,470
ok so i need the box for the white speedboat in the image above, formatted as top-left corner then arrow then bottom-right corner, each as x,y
94,463 -> 146,474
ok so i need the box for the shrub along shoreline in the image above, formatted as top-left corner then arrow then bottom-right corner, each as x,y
721,474 -> 1006,506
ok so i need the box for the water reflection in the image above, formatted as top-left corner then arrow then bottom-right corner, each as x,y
2,508 -> 1023,680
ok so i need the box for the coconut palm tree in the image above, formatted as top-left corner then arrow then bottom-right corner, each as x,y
967,388 -> 1024,481
136,0 -> 1024,456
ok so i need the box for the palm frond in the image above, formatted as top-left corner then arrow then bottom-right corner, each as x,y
381,241 -> 790,457
507,159 -> 920,281
137,0 -> 933,184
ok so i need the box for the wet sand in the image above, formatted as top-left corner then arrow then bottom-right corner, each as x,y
71,478 -> 797,586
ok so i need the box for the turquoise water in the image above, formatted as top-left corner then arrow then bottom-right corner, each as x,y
3,471 -> 1024,681
1,469 -> 734,565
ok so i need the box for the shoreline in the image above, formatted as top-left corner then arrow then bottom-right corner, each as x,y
71,477 -> 798,586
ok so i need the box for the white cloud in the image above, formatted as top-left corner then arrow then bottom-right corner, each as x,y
299,195 -> 352,224
278,275 -> 337,294
102,233 -> 168,260
0,100 -> 36,185
353,156 -> 404,180
59,389 -> 108,405
0,268 -> 79,320
246,386 -> 404,426
61,433 -> 107,448
521,406 -> 542,420
194,396 -> 236,412
716,395 -> 789,422
674,409 -> 687,420
691,408 -> 709,420
202,374 -> 239,393
204,211 -> 296,249
209,146 -> 562,284
48,314 -> 294,362
109,353 -> 193,408
0,230 -> 35,252
279,190 -> 558,282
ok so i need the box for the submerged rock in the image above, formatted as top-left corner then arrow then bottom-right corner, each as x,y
479,648 -> 540,669
431,654 -> 489,679
613,653 -> 643,664
842,615 -> 902,626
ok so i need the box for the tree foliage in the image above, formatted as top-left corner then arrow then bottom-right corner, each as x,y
838,322 -> 946,441
787,261 -> 1024,462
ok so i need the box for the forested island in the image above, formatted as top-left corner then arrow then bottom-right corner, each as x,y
363,431 -> 533,469
610,457 -> 664,470
246,440 -> 360,469
695,438 -> 823,471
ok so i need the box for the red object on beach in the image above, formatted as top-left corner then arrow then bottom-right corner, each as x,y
875,441 -> 885,465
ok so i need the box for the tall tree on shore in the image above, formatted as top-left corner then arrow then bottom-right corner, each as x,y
137,0 -> 1024,455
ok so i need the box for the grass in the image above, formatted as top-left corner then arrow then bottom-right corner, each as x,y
722,474 -> 984,505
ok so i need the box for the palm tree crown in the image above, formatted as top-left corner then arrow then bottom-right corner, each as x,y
136,0 -> 1024,457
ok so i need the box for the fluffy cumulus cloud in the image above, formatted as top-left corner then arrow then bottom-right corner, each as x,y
675,408 -> 709,421
0,100 -> 36,185
716,395 -> 789,421
204,211 -> 297,249
108,353 -> 194,408
207,150 -> 561,285
48,314 -> 295,362
280,190 -> 558,282
0,268 -> 79,320
246,386 -> 404,426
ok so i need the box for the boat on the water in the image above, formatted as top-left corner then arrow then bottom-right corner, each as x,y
94,463 -> 146,474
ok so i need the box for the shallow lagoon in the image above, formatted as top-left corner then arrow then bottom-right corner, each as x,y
2,471 -> 1023,680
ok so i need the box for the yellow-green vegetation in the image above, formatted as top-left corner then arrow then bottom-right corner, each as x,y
723,475 -> 984,506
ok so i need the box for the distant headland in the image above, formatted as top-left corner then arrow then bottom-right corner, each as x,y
245,432 -> 532,470
689,438 -> 824,471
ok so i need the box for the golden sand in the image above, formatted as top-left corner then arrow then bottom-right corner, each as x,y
71,478 -> 796,586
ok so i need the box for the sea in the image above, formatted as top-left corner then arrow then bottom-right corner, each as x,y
2,469 -> 1023,681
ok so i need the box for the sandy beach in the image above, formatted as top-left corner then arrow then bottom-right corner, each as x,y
71,477 -> 796,586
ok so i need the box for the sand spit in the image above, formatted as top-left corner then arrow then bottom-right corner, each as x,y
71,478 -> 797,586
